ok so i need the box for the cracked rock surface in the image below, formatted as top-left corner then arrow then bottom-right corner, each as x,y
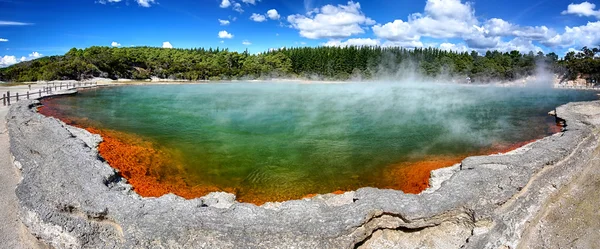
7,99 -> 600,248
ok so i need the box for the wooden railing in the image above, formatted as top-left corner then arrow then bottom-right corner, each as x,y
1,82 -> 98,106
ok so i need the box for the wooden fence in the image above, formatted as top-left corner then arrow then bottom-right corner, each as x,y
1,82 -> 97,106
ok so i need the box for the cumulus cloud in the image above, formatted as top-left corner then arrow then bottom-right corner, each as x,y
369,0 -> 564,52
136,0 -> 155,7
220,0 -> 231,8
542,21 -> 600,48
282,0 -> 600,53
162,41 -> 173,48
242,40 -> 252,45
372,20 -> 420,42
29,52 -> 42,59
373,0 -> 476,43
111,41 -> 121,47
242,0 -> 260,5
233,3 -> 243,13
287,1 -> 375,39
381,40 -> 424,48
219,19 -> 230,25
0,38 -> 7,42
562,2 -> 600,18
218,30 -> 234,39
0,55 -> 18,67
0,51 -> 43,67
323,38 -> 381,47
439,42 -> 469,52
250,13 -> 267,22
267,9 -> 280,20
476,18 -> 554,41
495,38 -> 543,53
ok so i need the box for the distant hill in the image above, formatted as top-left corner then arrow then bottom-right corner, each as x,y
0,45 -> 597,83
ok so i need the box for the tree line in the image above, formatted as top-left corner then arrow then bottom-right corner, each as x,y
0,45 -> 597,83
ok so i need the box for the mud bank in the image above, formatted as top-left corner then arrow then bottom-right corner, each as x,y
8,96 -> 600,248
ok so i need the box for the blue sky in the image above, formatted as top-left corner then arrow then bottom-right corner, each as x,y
1,0 -> 600,66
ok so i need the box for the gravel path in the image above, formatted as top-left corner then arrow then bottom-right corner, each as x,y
0,83 -> 84,249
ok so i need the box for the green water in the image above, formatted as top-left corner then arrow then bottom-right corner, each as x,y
42,82 -> 598,200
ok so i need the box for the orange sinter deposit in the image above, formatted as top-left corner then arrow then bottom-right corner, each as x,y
381,155 -> 467,194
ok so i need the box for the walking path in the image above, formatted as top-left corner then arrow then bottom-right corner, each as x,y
0,83 -> 97,249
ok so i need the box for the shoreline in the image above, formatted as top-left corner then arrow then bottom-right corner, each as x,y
7,84 -> 600,248
36,84 -> 561,205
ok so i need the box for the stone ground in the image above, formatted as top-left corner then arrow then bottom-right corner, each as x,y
518,130 -> 600,249
0,83 -> 84,249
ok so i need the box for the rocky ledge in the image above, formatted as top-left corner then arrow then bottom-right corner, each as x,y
8,99 -> 600,248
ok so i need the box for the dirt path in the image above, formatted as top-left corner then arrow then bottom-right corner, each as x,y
0,83 -> 86,249
0,86 -> 47,248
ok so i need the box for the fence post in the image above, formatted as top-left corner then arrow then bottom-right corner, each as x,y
7,91 -> 10,106
2,94 -> 5,106
16,92 -> 19,102
39,89 -> 41,97
27,91 -> 29,99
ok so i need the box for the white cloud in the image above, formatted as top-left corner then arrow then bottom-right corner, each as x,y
542,21 -> 600,48
323,38 -> 380,47
218,30 -> 234,39
111,41 -> 121,47
219,19 -> 230,25
0,55 -> 18,67
136,0 -> 155,7
242,0 -> 260,5
220,0 -> 231,8
29,52 -> 42,59
97,0 -> 122,4
562,2 -> 600,18
372,0 -> 477,43
0,51 -> 43,67
409,0 -> 477,38
287,1 -> 375,39
242,40 -> 252,45
369,0 -> 563,52
464,34 -> 500,49
0,38 -> 7,42
372,20 -> 420,42
233,3 -> 243,13
97,0 -> 153,7
494,37 -> 543,53
162,41 -> 173,48
478,18 -> 554,40
267,9 -> 280,20
381,40 -> 424,48
250,13 -> 267,22
439,42 -> 469,52
0,21 -> 31,26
